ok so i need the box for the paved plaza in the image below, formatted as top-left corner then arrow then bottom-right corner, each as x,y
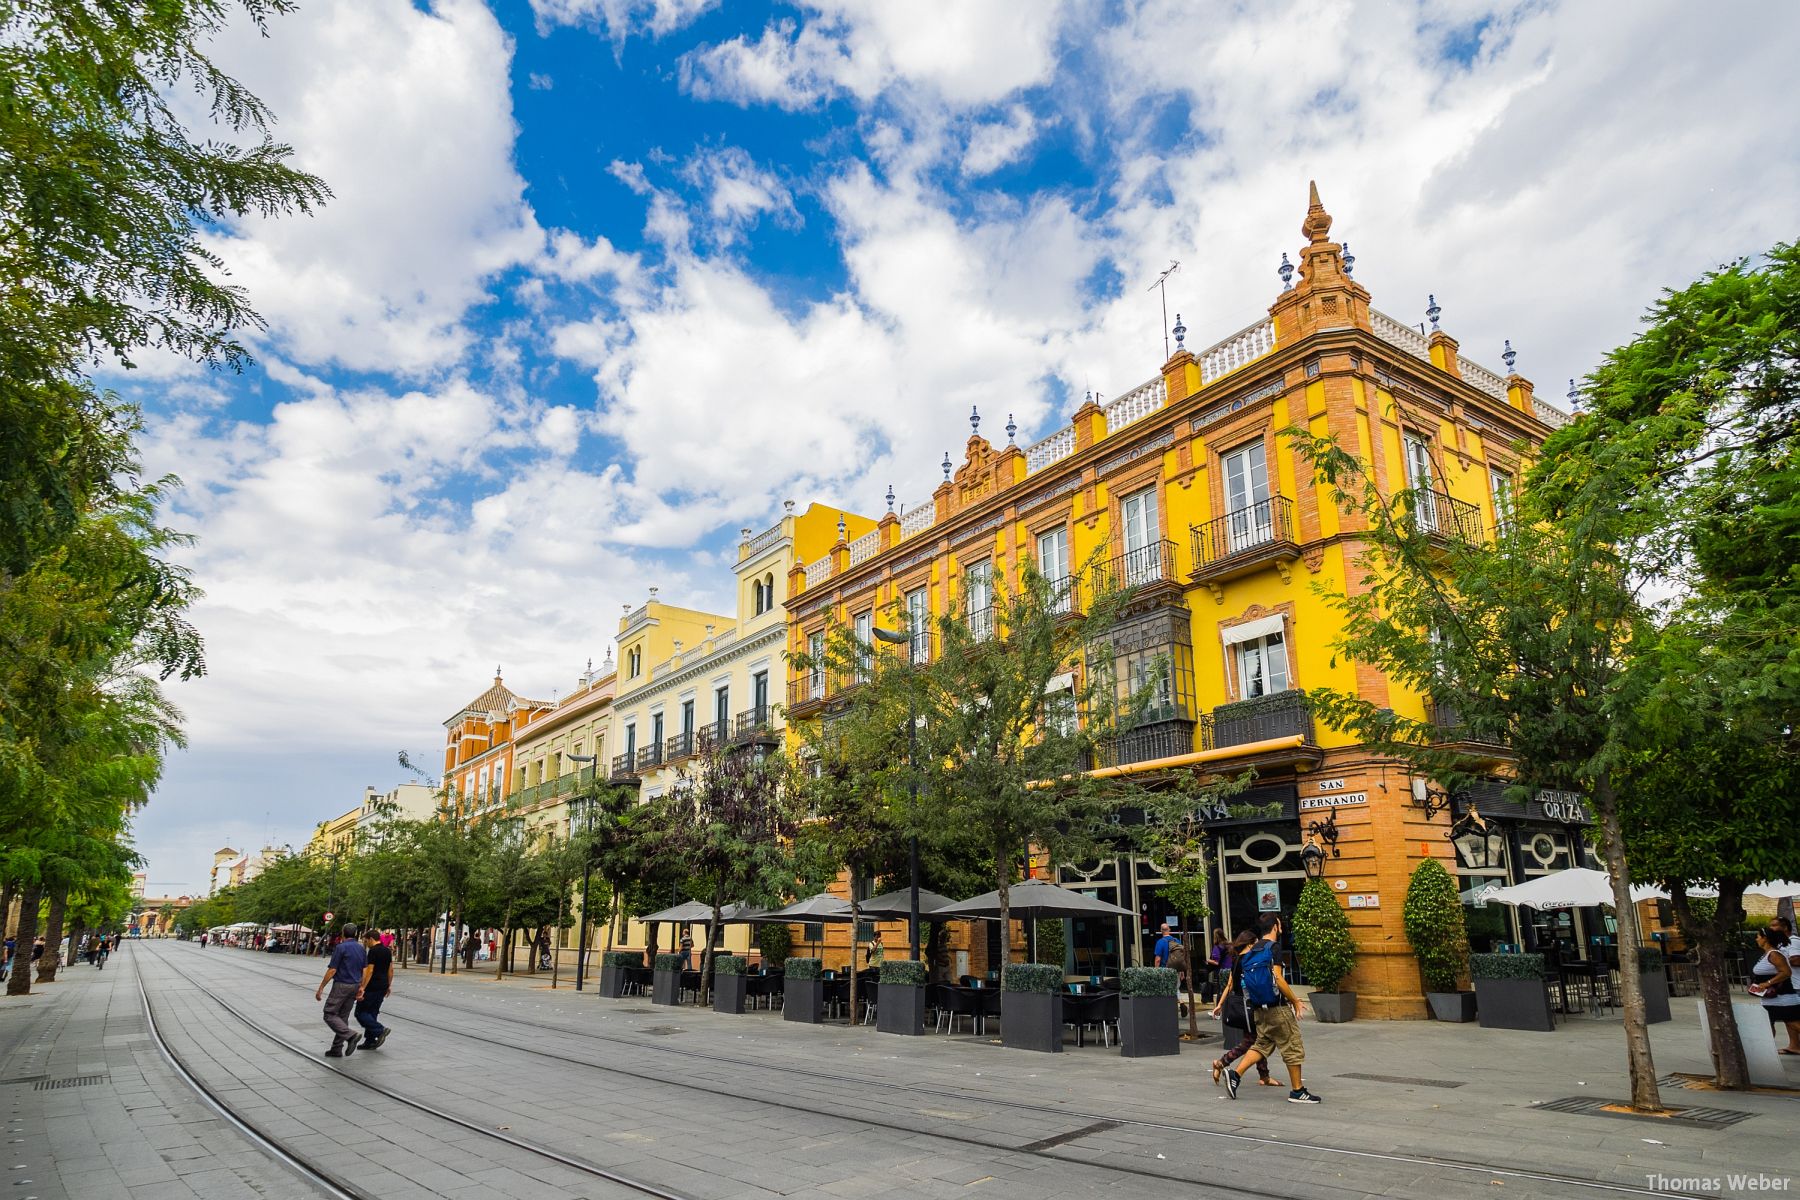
2,942 -> 1796,1200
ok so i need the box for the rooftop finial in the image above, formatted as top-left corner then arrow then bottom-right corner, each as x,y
1340,242 -> 1355,276
1302,180 -> 1332,243
494,664 -> 502,680
1278,252 -> 1294,291
836,513 -> 846,539
1567,378 -> 1581,408
739,526 -> 751,540
970,405 -> 981,435
885,483 -> 895,512
1172,313 -> 1186,350
1005,413 -> 1017,444
942,451 -> 952,481
1426,294 -> 1442,332
1502,340 -> 1517,373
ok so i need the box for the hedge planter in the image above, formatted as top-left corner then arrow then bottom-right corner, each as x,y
1427,991 -> 1478,1022
1471,954 -> 1553,1032
783,957 -> 823,1024
713,957 -> 749,1015
1118,968 -> 1179,1057
598,952 -> 639,1000
1639,971 -> 1671,1024
876,960 -> 926,1036
652,953 -> 684,1006
1309,992 -> 1357,1023
1002,964 -> 1064,1053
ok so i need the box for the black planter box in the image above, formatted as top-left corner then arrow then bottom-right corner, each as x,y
1427,991 -> 1477,1022
652,968 -> 682,1006
1310,992 -> 1356,1023
784,978 -> 823,1023
1119,994 -> 1179,1057
876,983 -> 925,1035
1474,977 -> 1554,1031
1001,991 -> 1063,1053
1640,970 -> 1670,1024
598,964 -> 627,999
713,973 -> 747,1014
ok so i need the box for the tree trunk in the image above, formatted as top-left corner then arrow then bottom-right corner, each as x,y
495,907 -> 512,979
996,846 -> 1013,972
36,890 -> 67,983
1183,931 -> 1200,1039
847,895 -> 861,1025
7,884 -> 43,996
1593,772 -> 1662,1112
65,924 -> 84,968
1672,885 -> 1749,1089
700,898 -> 722,1006
0,881 -> 15,940
551,895 -> 564,989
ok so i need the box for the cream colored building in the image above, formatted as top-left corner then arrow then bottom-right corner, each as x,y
608,501 -> 874,954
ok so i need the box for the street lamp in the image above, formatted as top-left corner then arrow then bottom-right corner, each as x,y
566,753 -> 599,991
871,622 -> 922,962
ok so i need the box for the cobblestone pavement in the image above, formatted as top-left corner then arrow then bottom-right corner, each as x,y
5,942 -> 1797,1199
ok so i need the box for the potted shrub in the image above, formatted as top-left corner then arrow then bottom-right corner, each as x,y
1404,859 -> 1476,1021
713,955 -> 749,1014
1118,967 -> 1179,1056
599,950 -> 639,999
651,953 -> 684,1006
876,959 -> 927,1035
1471,952 -> 1555,1031
1637,945 -> 1670,1024
1001,963 -> 1064,1053
757,921 -> 791,970
1292,878 -> 1358,1022
783,956 -> 823,1024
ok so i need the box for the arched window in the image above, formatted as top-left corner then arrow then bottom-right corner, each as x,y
764,572 -> 776,611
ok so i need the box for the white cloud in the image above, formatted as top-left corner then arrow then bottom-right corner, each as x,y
962,105 -> 1042,176
199,0 -> 543,376
529,0 -> 715,40
682,1 -> 1070,110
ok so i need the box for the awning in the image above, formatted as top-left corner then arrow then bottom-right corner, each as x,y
1221,615 -> 1284,647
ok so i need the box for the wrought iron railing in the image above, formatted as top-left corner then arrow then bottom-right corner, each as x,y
1093,539 -> 1179,595
1190,496 -> 1297,571
732,706 -> 775,741
1094,718 -> 1196,769
787,674 -> 830,711
664,731 -> 697,762
968,604 -> 995,641
609,753 -> 638,780
1405,487 -> 1483,544
634,744 -> 664,772
1426,700 -> 1507,748
1205,689 -> 1314,749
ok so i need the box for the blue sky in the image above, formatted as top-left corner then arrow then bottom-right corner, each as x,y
120,0 -> 1800,896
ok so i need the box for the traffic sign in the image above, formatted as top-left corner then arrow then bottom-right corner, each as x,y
323,911 -> 335,922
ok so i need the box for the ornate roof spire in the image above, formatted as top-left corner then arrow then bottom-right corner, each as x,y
1302,180 -> 1332,243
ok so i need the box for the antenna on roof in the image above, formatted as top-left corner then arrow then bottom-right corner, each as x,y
1148,261 -> 1181,359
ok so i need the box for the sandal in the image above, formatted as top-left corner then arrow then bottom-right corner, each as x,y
1258,1076 -> 1281,1086
1211,1060 -> 1223,1084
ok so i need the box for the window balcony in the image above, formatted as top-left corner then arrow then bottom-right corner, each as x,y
634,744 -> 664,772
1092,539 -> 1181,606
730,705 -> 779,747
786,674 -> 833,719
1093,716 -> 1197,769
968,604 -> 996,642
1405,488 -> 1483,545
1190,496 -> 1300,591
1425,699 -> 1510,757
664,731 -> 697,764
608,753 -> 639,784
1200,690 -> 1320,770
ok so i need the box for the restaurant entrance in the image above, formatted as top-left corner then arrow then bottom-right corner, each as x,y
1453,783 -> 1602,959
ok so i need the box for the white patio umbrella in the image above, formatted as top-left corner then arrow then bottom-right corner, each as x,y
936,880 -> 1137,920
1460,881 -> 1507,906
1484,868 -> 1666,909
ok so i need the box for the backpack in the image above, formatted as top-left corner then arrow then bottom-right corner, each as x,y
1165,938 -> 1189,973
1239,940 -> 1282,1008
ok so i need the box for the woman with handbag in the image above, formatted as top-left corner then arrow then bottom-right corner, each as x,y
1748,925 -> 1800,1054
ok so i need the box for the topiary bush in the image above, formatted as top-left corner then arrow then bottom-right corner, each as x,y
1637,945 -> 1664,972
1120,966 -> 1178,997
1403,858 -> 1469,993
1002,963 -> 1064,994
1034,918 -> 1067,970
879,959 -> 926,987
784,956 -> 822,980
714,954 -> 748,976
1470,952 -> 1543,980
602,951 -> 641,969
653,953 -> 685,972
757,921 -> 792,967
1292,878 -> 1357,993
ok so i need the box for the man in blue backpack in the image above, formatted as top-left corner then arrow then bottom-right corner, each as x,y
1225,913 -> 1321,1104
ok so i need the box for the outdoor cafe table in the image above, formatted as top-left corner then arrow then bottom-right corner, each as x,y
1060,990 -> 1119,1048
946,984 -> 1002,1035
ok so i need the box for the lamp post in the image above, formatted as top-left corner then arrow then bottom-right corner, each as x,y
871,622 -> 922,962
565,754 -> 599,991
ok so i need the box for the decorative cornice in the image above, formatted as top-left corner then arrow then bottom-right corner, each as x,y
614,622 -> 785,709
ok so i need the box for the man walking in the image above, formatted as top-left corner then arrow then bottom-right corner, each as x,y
1153,923 -> 1176,968
1224,913 -> 1321,1104
354,928 -> 393,1050
314,922 -> 367,1057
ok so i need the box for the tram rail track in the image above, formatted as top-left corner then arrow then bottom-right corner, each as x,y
168,944 -> 1713,1200
135,948 -> 693,1200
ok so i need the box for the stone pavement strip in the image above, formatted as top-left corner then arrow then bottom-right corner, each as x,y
153,942 -> 1800,1199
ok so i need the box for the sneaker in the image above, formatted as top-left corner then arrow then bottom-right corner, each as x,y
340,1037 -> 357,1057
371,1029 -> 390,1050
1288,1087 -> 1322,1104
1224,1068 -> 1241,1100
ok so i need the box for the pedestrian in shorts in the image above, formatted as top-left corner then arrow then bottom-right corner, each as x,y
1224,913 -> 1320,1104
314,923 -> 368,1057
1209,929 -> 1274,1087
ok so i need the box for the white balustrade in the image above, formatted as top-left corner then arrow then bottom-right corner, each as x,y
1371,310 -> 1432,361
848,528 -> 882,566
899,502 -> 935,539
804,557 -> 833,588
1460,358 -> 1509,402
1198,317 -> 1277,383
1024,425 -> 1076,474
622,605 -> 648,630
1100,376 -> 1164,432
1532,397 -> 1571,429
744,522 -> 784,555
